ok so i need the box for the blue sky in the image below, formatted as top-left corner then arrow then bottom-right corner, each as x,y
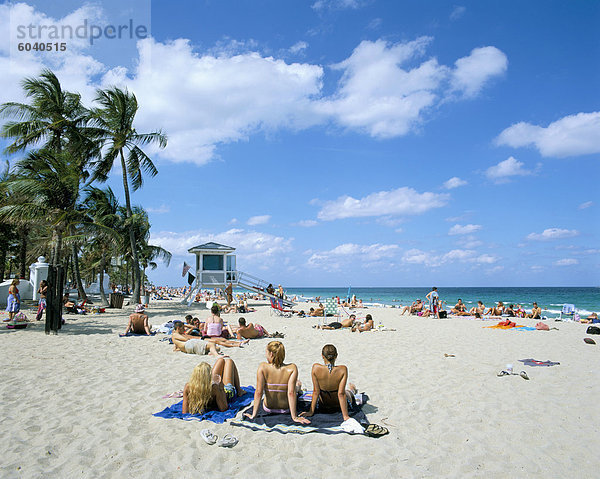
1,0 -> 599,287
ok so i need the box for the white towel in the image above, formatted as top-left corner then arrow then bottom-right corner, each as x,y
341,418 -> 365,434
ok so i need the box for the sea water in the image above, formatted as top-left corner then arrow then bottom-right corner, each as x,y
283,287 -> 600,318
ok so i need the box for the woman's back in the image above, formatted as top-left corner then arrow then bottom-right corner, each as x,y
261,362 -> 295,410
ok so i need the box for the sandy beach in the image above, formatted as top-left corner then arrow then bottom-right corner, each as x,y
1,299 -> 598,478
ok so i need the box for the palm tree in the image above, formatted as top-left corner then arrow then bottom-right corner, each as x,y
83,186 -> 123,305
0,149 -> 83,266
0,69 -> 88,155
89,87 -> 166,304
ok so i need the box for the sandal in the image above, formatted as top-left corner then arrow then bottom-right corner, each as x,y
217,433 -> 239,448
364,424 -> 389,438
519,371 -> 530,380
200,429 -> 218,445
497,370 -> 510,377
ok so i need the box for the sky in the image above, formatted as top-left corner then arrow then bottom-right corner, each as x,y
1,0 -> 599,287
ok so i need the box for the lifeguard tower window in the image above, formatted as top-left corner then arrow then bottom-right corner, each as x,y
203,255 -> 223,271
227,255 -> 236,271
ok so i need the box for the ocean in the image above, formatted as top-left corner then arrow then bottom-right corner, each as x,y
282,287 -> 599,318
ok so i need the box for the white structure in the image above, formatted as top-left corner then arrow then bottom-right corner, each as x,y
182,242 -> 294,307
188,242 -> 237,288
86,273 -> 110,295
30,256 -> 49,301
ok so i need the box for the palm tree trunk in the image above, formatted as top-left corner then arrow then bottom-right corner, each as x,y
120,150 -> 141,304
99,251 -> 108,306
0,242 -> 6,282
72,243 -> 87,301
54,229 -> 63,266
18,226 -> 28,278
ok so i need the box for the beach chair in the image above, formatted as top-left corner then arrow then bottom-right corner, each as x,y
559,304 -> 576,321
324,298 -> 340,320
270,298 -> 292,318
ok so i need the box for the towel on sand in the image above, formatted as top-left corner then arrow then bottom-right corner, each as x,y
519,359 -> 560,367
230,395 -> 369,435
153,386 -> 254,423
119,331 -> 156,337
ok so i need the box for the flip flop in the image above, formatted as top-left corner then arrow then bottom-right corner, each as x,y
200,429 -> 218,445
584,338 -> 596,345
364,424 -> 389,438
217,433 -> 238,448
519,371 -> 530,380
497,370 -> 510,377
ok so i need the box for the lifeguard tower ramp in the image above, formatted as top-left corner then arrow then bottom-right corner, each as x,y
181,242 -> 295,308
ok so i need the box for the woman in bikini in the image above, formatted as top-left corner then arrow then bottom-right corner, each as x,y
301,344 -> 356,421
203,304 -> 229,338
245,341 -> 310,424
5,279 -> 21,321
182,357 -> 246,414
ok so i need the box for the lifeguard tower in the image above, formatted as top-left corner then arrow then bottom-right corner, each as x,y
181,242 -> 295,307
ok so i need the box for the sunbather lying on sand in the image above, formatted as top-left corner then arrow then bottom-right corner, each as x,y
351,314 -> 374,332
300,344 -> 357,421
317,314 -> 356,330
124,304 -> 152,335
310,303 -> 325,317
182,358 -> 246,414
244,341 -> 310,424
235,317 -> 269,339
581,312 -> 598,323
171,321 -> 247,356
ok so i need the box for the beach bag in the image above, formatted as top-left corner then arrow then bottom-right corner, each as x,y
586,326 -> 600,335
14,312 -> 27,322
439,311 -> 447,318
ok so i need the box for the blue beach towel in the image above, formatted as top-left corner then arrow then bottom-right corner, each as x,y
153,386 -> 254,423
514,326 -> 537,331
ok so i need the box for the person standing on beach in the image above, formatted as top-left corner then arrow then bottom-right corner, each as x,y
5,279 -> 21,321
225,283 -> 233,306
426,287 -> 440,319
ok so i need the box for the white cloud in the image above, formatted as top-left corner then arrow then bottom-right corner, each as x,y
448,224 -> 481,235
485,156 -> 534,183
443,176 -> 467,189
146,204 -> 170,214
496,112 -> 600,158
317,37 -> 445,138
578,201 -> 593,210
526,228 -> 579,241
308,242 -> 398,268
456,235 -> 483,249
554,258 -> 578,266
289,41 -> 308,54
229,218 -> 238,224
247,215 -> 271,226
150,228 -> 293,263
0,3 -> 508,168
450,46 -> 507,98
312,0 -> 370,11
296,219 -> 318,227
401,248 -> 498,267
450,6 -> 466,21
317,186 -> 449,220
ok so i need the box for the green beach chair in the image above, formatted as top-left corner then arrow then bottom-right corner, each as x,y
324,298 -> 340,320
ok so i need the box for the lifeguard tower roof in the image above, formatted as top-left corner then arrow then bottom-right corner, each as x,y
188,242 -> 235,254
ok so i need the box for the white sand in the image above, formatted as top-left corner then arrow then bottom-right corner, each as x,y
1,299 -> 598,478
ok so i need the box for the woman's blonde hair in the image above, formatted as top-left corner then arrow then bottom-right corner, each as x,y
186,362 -> 212,414
267,341 -> 285,368
11,279 -> 19,286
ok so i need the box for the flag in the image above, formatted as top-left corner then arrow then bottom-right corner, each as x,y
187,272 -> 195,285
182,262 -> 191,277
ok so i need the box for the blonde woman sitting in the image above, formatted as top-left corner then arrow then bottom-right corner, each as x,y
182,358 -> 245,414
245,341 -> 310,424
301,344 -> 356,421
